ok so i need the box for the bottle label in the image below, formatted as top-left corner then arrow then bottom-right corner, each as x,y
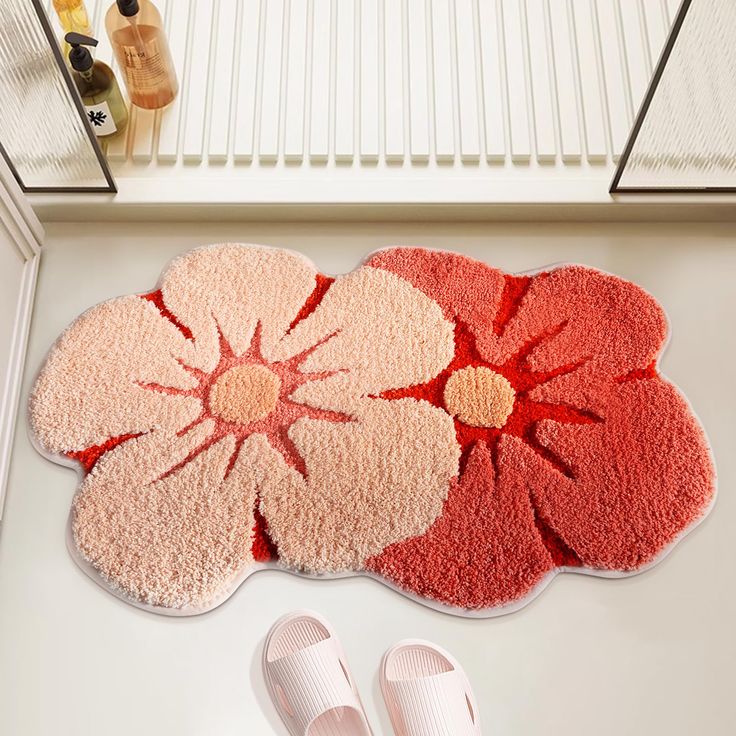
84,100 -> 117,136
120,35 -> 168,93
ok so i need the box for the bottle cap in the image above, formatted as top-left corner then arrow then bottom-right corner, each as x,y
116,0 -> 140,17
65,32 -> 98,72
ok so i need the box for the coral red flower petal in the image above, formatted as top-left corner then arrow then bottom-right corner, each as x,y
366,247 -> 506,332
530,377 -> 715,570
366,441 -> 555,609
480,264 -> 668,383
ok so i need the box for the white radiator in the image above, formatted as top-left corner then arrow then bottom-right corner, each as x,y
40,0 -> 684,208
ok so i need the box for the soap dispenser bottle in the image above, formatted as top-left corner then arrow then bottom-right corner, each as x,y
66,32 -> 129,139
52,0 -> 93,59
52,0 -> 93,36
105,0 -> 178,110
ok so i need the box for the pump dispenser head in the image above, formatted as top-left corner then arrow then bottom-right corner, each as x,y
65,32 -> 98,72
116,0 -> 140,17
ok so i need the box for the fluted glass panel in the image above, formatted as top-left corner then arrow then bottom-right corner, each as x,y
0,0 -> 110,189
617,0 -> 736,190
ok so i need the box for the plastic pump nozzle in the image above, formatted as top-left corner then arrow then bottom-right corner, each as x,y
116,0 -> 140,17
65,32 -> 98,72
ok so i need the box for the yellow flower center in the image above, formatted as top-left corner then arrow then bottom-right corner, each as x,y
209,364 -> 281,425
443,366 -> 516,428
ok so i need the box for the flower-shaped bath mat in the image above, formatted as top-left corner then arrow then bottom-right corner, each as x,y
30,244 -> 716,617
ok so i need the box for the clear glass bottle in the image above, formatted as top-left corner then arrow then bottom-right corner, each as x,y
53,0 -> 93,59
52,0 -> 93,35
105,0 -> 178,110
67,33 -> 129,139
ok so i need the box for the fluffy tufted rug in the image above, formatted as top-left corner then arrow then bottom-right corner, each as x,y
29,244 -> 716,616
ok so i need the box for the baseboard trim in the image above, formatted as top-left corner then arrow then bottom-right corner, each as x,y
0,252 -> 40,520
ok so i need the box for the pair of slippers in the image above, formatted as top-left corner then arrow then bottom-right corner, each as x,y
263,610 -> 481,735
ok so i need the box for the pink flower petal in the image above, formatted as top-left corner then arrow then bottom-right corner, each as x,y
30,295 -> 202,455
275,264 -> 455,410
73,420 -> 260,609
260,398 -> 459,572
160,243 -> 319,372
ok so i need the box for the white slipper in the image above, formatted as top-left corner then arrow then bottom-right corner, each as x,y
380,639 -> 481,736
263,610 -> 373,736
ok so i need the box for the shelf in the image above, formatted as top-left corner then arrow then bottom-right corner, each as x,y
31,0 -> 736,220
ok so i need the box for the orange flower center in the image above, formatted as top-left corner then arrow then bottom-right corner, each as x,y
208,364 -> 281,425
443,366 -> 516,429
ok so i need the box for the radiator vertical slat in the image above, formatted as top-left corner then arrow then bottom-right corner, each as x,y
309,0 -> 332,161
595,0 -> 630,158
454,0 -> 481,161
384,0 -> 405,161
360,0 -> 380,161
477,0 -> 506,161
208,0 -> 237,162
548,0 -> 581,161
233,0 -> 262,162
525,0 -> 556,161
571,0 -> 606,161
259,0 -> 286,161
430,0 -> 456,161
501,0 -> 532,161
132,109 -> 155,162
182,0 -> 214,162
158,0 -> 191,162
284,0 -> 309,161
335,0 -> 357,161
407,0 -> 431,161
619,0 -> 650,116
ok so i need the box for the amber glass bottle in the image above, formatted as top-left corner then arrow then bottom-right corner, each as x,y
105,0 -> 178,110
67,33 -> 129,139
